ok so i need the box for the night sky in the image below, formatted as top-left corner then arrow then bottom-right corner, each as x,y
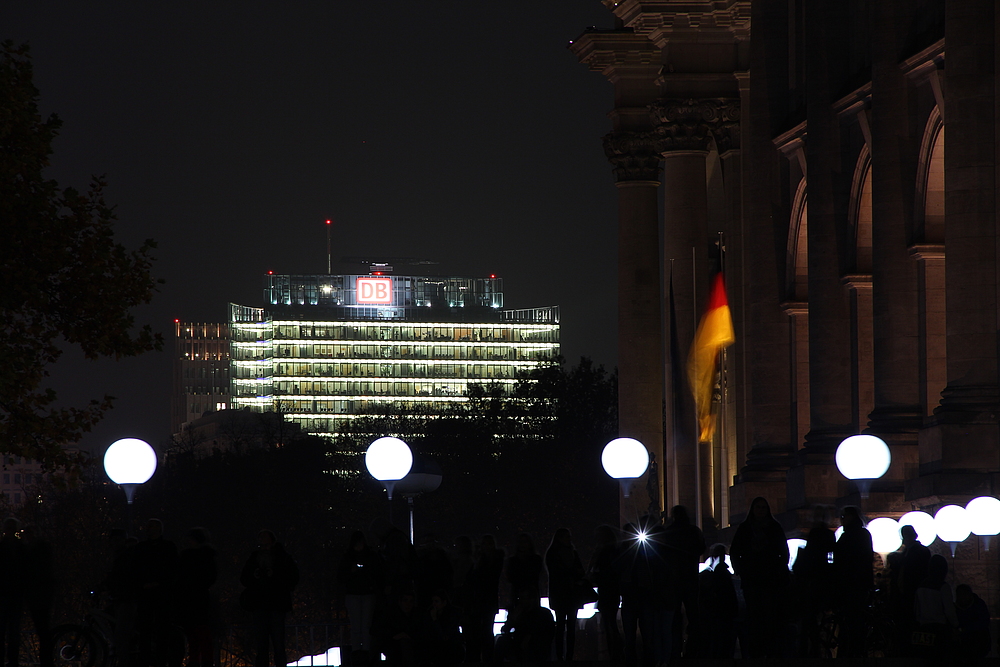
6,3 -> 619,454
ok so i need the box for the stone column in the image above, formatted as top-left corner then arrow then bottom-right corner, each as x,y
785,2 -> 856,510
651,98 -> 738,529
912,0 -> 1000,495
866,0 -> 923,498
604,132 -> 664,523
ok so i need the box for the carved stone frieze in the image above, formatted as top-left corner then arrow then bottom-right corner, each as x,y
603,131 -> 663,182
649,98 -> 741,153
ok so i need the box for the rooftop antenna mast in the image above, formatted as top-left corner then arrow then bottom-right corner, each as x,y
325,219 -> 332,274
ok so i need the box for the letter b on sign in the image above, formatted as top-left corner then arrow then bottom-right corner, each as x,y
357,277 -> 392,304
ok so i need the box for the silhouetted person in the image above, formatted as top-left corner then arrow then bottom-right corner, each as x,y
176,527 -> 217,667
420,590 -> 464,666
241,530 -> 299,667
20,525 -> 53,667
616,523 -> 642,667
545,528 -> 585,660
832,506 -> 873,658
133,518 -> 179,667
338,531 -> 384,664
794,505 -> 836,658
634,522 -> 676,666
494,586 -> 554,663
505,534 -> 542,611
450,536 -> 474,615
698,544 -> 737,659
913,554 -> 957,660
900,524 -> 931,608
729,496 -> 788,659
373,591 -> 421,667
381,528 -> 416,600
662,505 -> 705,658
414,537 -> 452,609
955,583 -> 990,660
103,528 -> 137,667
466,535 -> 504,663
0,518 -> 26,667
589,525 -> 622,661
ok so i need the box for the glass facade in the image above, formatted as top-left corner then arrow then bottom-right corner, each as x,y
230,274 -> 559,434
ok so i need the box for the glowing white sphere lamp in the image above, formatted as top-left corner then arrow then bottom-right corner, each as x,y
867,517 -> 903,554
965,496 -> 1000,551
602,438 -> 649,498
899,510 -> 937,547
934,504 -> 971,557
365,437 -> 413,500
835,434 -> 891,499
103,438 -> 158,504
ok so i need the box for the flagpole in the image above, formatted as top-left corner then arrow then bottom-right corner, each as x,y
693,246 -> 702,530
718,231 -> 729,528
669,261 -> 680,510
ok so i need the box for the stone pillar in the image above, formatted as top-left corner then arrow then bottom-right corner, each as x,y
865,0 -> 923,498
785,2 -> 856,510
651,98 -> 738,529
604,132 -> 664,524
729,0 -> 797,522
911,0 -> 1000,495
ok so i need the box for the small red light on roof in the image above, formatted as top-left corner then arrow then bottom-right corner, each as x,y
325,219 -> 331,224
490,274 -> 496,279
174,319 -> 180,323
268,271 -> 274,275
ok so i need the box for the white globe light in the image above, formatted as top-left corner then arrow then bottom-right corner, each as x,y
966,496 -> 1000,536
934,504 -> 971,544
365,437 -> 413,481
835,435 -> 891,480
601,438 -> 649,480
867,517 -> 903,553
103,438 -> 158,485
899,510 -> 938,546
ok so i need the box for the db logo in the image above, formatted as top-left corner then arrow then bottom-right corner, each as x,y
356,277 -> 392,304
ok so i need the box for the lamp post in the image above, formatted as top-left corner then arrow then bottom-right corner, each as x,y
103,438 -> 158,505
601,438 -> 649,499
835,434 -> 891,499
394,455 -> 442,545
365,437 -> 413,501
899,510 -> 938,547
934,504 -> 971,557
965,496 -> 1000,551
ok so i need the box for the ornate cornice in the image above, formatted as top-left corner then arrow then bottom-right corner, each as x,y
603,131 -> 663,182
649,98 -> 740,153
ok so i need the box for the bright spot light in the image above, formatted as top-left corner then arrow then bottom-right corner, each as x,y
103,439 -> 157,485
602,438 -> 649,479
868,517 -> 903,553
365,437 -> 412,481
966,496 -> 1000,536
637,532 -> 648,543
835,434 -> 891,480
934,504 -> 971,544
899,510 -> 938,546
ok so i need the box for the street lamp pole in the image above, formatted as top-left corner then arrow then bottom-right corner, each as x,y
103,438 -> 158,533
365,437 -> 413,532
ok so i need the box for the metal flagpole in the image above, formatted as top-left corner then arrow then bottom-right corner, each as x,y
693,245 -> 702,529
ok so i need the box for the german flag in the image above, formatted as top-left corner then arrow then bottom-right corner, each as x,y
687,272 -> 735,443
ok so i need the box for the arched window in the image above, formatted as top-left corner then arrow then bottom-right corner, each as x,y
784,179 -> 810,447
912,110 -> 946,415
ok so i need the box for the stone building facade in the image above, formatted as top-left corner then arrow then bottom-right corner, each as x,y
572,0 -> 999,600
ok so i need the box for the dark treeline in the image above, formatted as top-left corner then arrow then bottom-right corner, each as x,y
2,357 -> 617,644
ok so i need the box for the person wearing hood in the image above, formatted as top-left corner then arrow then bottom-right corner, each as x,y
729,497 -> 788,658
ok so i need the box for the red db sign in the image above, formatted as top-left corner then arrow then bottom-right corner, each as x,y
356,277 -> 392,304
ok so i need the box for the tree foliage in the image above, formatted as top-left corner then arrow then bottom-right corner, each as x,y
0,42 -> 162,474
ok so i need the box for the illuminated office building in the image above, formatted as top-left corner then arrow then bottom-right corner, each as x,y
230,273 -> 559,433
172,321 -> 230,436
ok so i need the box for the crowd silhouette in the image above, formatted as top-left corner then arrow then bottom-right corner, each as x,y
0,499 -> 996,667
